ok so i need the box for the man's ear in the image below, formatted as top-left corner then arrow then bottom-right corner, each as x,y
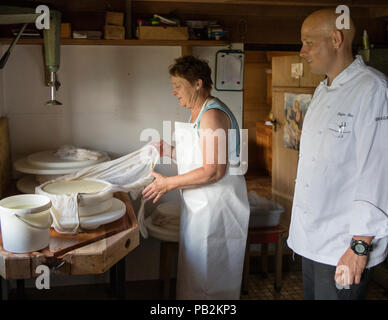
332,30 -> 344,49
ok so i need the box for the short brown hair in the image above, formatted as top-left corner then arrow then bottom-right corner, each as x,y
169,55 -> 213,90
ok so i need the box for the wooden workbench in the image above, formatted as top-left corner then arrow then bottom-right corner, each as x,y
0,192 -> 139,282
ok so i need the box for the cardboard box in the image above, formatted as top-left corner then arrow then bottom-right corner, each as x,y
61,23 -> 71,39
104,25 -> 125,40
137,26 -> 189,40
106,11 -> 124,26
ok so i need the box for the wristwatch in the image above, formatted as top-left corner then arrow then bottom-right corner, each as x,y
350,239 -> 373,256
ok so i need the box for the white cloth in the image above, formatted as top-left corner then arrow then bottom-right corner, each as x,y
175,113 -> 250,299
287,55 -> 388,268
54,145 -> 105,161
36,144 -> 159,235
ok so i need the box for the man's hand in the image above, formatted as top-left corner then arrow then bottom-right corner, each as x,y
335,247 -> 368,287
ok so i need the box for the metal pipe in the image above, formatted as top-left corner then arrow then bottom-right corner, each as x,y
46,71 -> 62,105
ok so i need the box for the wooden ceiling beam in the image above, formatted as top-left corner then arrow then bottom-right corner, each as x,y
133,0 -> 388,8
369,8 -> 388,18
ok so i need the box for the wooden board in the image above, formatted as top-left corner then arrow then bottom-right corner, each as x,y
43,211 -> 131,257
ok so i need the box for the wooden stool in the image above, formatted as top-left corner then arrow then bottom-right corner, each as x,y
242,224 -> 288,294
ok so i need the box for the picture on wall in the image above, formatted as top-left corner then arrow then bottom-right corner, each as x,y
283,93 -> 312,150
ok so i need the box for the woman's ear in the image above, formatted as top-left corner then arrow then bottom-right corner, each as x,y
196,79 -> 203,90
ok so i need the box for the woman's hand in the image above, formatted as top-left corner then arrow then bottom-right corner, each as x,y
142,171 -> 172,203
152,140 -> 175,159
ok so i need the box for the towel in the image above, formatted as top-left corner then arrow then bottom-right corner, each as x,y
54,145 -> 104,161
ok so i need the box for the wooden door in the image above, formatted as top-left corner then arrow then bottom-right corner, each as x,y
255,122 -> 272,176
243,51 -> 270,173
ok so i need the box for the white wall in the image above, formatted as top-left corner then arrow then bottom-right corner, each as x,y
2,43 -> 243,286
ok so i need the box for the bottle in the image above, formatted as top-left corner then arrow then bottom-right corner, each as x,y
362,30 -> 370,50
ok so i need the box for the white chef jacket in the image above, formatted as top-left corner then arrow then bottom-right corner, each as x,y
287,55 -> 388,268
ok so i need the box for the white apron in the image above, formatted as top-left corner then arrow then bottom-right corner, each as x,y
175,118 -> 250,300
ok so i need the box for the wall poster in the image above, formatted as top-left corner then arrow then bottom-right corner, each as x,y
283,93 -> 312,150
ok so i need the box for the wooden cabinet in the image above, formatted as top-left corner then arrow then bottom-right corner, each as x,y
272,55 -> 324,88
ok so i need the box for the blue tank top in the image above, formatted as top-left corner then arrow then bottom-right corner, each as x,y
189,98 -> 241,165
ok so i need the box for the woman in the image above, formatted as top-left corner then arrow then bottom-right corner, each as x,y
142,55 -> 249,300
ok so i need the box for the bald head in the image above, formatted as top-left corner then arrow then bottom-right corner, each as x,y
302,8 -> 355,49
300,8 -> 356,79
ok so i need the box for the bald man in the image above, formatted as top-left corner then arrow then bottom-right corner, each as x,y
287,8 -> 388,300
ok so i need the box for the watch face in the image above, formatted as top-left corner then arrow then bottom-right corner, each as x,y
355,243 -> 366,254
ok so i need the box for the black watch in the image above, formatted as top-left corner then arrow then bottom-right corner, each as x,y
350,239 -> 373,256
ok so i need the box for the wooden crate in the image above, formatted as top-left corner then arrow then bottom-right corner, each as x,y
60,23 -> 71,39
137,26 -> 189,40
104,25 -> 125,40
105,11 -> 124,26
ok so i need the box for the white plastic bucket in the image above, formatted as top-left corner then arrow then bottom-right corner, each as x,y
0,194 -> 52,253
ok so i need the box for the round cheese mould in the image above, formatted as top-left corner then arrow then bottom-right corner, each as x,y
14,151 -> 110,175
36,178 -> 114,217
27,150 -> 106,169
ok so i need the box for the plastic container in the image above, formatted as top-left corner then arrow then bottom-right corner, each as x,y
248,191 -> 284,227
0,194 -> 52,253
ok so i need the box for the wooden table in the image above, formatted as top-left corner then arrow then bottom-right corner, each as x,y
0,192 -> 139,300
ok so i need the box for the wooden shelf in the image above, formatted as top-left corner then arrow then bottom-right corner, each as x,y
0,38 -> 229,47
134,0 -> 388,7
